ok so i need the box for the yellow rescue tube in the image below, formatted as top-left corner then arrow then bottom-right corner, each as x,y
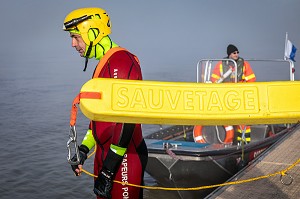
79,78 -> 300,125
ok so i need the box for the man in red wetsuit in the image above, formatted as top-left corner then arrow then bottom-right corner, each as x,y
63,7 -> 148,199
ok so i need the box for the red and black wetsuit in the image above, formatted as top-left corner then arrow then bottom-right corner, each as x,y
91,47 -> 148,199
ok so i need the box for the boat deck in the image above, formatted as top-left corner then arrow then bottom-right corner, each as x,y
208,125 -> 300,199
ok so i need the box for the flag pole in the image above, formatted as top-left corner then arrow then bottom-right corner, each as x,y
284,32 -> 288,60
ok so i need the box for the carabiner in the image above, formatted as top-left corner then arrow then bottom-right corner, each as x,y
67,125 -> 81,165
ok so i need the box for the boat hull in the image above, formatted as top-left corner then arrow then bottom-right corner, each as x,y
146,153 -> 238,198
145,124 -> 294,198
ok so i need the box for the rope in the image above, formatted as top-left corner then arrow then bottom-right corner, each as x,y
87,145 -> 96,159
80,123 -> 300,191
80,157 -> 300,191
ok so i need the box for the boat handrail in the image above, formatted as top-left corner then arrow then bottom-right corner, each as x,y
196,58 -> 295,83
244,59 -> 295,81
196,59 -> 238,83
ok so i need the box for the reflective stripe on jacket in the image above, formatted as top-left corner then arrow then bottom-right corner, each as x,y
211,59 -> 256,83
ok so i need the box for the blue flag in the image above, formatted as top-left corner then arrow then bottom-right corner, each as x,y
285,40 -> 297,62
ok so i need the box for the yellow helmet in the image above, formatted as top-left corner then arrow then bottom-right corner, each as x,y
63,7 -> 111,46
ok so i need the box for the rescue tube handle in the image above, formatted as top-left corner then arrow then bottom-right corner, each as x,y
70,92 -> 102,126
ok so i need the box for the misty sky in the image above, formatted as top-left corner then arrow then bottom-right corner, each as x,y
1,0 -> 300,80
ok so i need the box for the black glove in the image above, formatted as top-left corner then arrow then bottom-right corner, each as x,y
93,147 -> 125,198
71,145 -> 89,176
93,168 -> 114,199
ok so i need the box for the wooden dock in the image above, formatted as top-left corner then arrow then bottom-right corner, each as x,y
207,125 -> 300,199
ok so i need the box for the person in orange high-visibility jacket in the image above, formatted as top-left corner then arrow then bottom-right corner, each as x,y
211,44 -> 256,144
63,8 -> 147,199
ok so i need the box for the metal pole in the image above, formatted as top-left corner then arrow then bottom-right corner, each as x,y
284,32 -> 288,60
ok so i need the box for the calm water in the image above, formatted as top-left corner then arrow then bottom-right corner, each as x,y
0,54 -> 294,199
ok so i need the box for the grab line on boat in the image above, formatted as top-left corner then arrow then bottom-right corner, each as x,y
79,157 -> 300,191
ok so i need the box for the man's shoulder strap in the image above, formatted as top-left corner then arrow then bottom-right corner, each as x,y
93,47 -> 128,78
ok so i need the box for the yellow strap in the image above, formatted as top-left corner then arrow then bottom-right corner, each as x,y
79,78 -> 300,125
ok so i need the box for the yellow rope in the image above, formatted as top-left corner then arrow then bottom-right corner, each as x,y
80,157 -> 300,191
87,144 -> 96,159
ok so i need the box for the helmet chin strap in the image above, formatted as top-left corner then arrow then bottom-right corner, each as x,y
83,41 -> 93,72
